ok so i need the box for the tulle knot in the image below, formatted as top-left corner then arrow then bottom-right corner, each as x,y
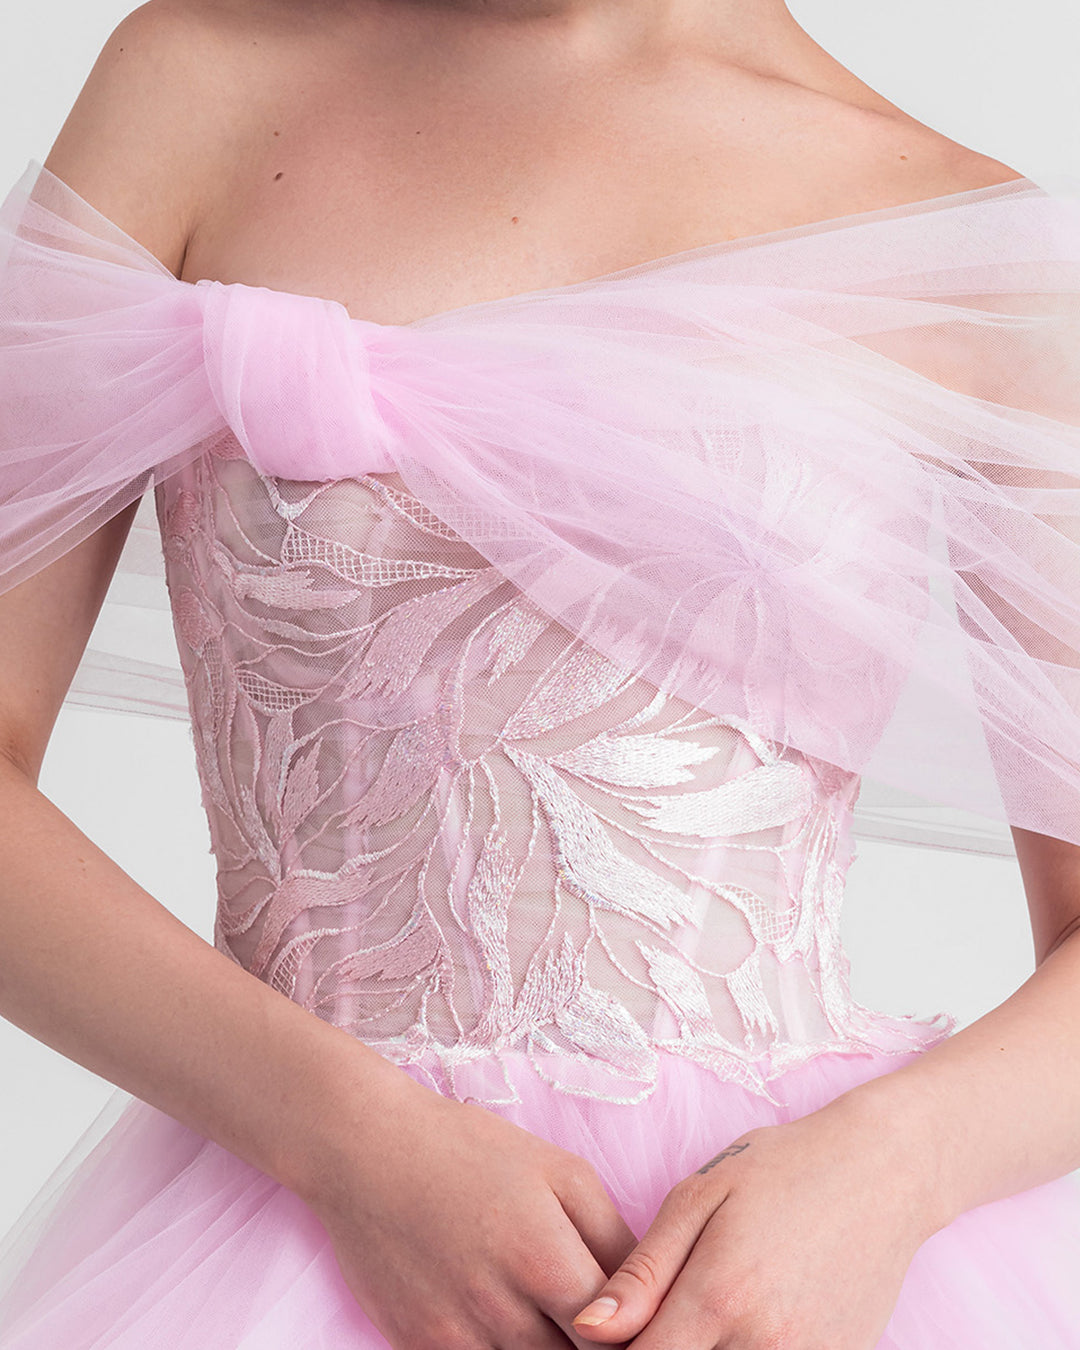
196,278 -> 397,480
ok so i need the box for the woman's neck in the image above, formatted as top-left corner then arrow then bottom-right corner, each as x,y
350,0 -> 806,61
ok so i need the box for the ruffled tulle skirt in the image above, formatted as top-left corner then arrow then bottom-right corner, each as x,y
1,1042 -> 1079,1348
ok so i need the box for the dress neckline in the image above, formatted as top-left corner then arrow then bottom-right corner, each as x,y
26,157 -> 1047,330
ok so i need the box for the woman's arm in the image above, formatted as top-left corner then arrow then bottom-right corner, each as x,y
835,826 -> 1080,1227
0,508 -> 641,1350
570,835 -> 1080,1347
0,4 -> 414,1199
0,504 -> 423,1201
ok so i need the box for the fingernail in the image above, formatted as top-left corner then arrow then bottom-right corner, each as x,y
573,1296 -> 620,1326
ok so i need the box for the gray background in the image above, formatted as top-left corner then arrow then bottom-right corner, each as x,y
0,0 -> 1078,1239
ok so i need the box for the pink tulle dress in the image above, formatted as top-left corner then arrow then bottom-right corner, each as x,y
2,159 -> 1080,1346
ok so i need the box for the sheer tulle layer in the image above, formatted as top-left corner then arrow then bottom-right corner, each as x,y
5,162 -> 1080,849
1,1043 -> 1079,1348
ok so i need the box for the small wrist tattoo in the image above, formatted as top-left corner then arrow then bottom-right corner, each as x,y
697,1141 -> 751,1175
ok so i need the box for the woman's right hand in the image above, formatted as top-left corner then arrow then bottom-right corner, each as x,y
306,1070 -> 639,1349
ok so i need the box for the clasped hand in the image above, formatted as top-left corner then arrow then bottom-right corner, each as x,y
571,1098 -> 944,1350
309,1070 -> 944,1350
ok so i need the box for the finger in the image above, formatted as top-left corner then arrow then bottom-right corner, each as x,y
510,1313 -> 607,1350
569,1187 -> 709,1342
555,1167 -> 639,1277
547,1254 -> 635,1350
530,1202 -> 636,1350
623,1221 -> 750,1350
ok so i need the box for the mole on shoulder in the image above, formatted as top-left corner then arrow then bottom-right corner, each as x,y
274,172 -> 284,181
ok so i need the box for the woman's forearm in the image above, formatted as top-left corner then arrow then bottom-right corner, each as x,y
0,751 -> 417,1201
828,926 -> 1080,1235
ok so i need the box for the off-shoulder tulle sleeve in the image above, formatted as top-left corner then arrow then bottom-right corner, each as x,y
4,156 -> 1080,853
0,164 -> 228,587
0,161 -> 227,716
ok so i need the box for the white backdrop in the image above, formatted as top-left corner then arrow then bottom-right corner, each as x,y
0,0 -> 1078,1240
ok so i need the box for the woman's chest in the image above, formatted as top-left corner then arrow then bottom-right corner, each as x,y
179,39 -> 952,326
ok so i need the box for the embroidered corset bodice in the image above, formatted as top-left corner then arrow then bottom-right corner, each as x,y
154,437 -> 952,1107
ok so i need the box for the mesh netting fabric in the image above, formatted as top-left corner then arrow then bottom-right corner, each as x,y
3,160 -> 1080,855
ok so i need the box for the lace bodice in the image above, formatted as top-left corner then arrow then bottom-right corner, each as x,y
155,434 -> 953,1107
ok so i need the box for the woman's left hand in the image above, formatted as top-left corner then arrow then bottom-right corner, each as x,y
570,1091 -> 947,1349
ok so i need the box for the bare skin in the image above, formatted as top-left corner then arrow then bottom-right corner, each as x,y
189,2 -> 1028,328
3,2 -> 1079,1348
173,4 -> 1025,328
49,0 -> 1023,322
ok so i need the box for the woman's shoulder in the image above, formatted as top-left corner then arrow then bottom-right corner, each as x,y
40,0 -> 294,278
824,91 -> 1026,206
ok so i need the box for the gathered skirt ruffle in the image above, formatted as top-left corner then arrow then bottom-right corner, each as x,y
1,1042 -> 1079,1347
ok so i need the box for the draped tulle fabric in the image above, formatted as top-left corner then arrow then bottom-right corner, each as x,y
4,161 -> 1080,852
6,159 -> 1080,1348
1,1047 -> 1080,1348
0,1053 -> 1074,1350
